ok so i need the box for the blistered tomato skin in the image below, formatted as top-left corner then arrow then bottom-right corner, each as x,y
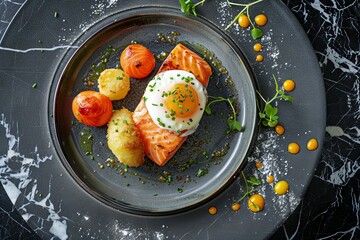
72,91 -> 113,127
120,44 -> 155,79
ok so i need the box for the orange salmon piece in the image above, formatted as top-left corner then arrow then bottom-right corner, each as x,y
132,43 -> 212,166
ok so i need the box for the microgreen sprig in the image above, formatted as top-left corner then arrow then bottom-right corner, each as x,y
179,0 -> 206,16
205,96 -> 242,134
235,171 -> 261,203
257,75 -> 294,127
225,0 -> 264,39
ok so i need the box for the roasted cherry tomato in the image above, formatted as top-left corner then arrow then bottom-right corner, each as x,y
72,91 -> 113,127
120,44 -> 155,79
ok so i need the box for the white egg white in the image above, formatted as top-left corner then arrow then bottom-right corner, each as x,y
143,70 -> 207,135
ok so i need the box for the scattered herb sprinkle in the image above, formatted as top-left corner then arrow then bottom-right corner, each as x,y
196,168 -> 208,177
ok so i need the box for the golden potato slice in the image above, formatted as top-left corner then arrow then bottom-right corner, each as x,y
98,69 -> 130,100
107,108 -> 144,167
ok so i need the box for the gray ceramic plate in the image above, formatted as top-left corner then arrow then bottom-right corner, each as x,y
53,6 -> 257,214
0,0 -> 325,239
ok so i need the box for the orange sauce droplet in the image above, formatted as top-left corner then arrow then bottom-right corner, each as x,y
248,194 -> 265,213
307,138 -> 318,151
232,203 -> 241,211
238,14 -> 250,28
253,43 -> 262,52
274,180 -> 289,195
255,14 -> 268,26
283,79 -> 296,92
208,206 -> 217,215
288,142 -> 300,154
256,54 -> 264,62
255,161 -> 263,169
267,175 -> 275,183
275,124 -> 285,135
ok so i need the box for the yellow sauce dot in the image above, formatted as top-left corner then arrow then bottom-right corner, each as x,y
208,206 -> 217,215
275,124 -> 285,135
288,142 -> 300,154
238,14 -> 250,28
232,203 -> 241,211
307,138 -> 318,151
283,79 -> 296,92
267,175 -> 274,183
255,14 -> 268,26
256,54 -> 264,62
274,180 -> 289,195
248,194 -> 265,213
255,161 -> 263,169
253,43 -> 262,52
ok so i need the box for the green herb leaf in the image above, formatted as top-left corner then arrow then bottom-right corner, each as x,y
227,119 -> 242,133
265,104 -> 278,117
277,90 -> 285,95
251,28 -> 263,40
247,176 -> 261,186
206,96 -> 242,134
268,120 -> 278,127
196,168 -> 208,177
256,75 -> 294,128
250,200 -> 260,211
205,105 -> 212,114
179,0 -> 205,16
180,0 -> 197,16
280,95 -> 294,102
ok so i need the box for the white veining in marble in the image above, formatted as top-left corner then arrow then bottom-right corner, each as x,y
0,45 -> 79,53
0,114 -> 69,240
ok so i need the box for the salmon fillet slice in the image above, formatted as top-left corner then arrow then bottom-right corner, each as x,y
132,43 -> 212,166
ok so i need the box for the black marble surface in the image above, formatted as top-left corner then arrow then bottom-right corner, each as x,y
0,0 -> 359,239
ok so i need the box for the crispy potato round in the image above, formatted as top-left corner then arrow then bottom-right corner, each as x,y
98,69 -> 130,101
107,108 -> 144,167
